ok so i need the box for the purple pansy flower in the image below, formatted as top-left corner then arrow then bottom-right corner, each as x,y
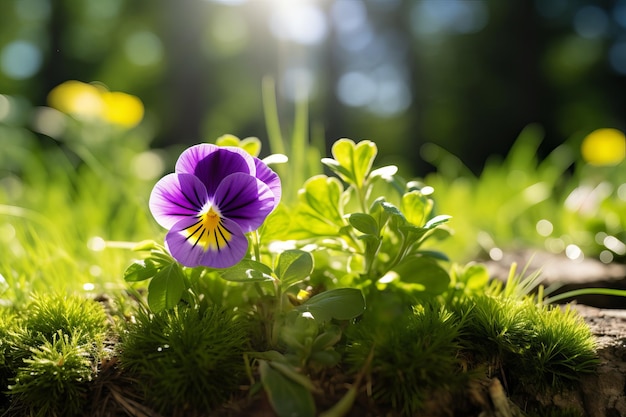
149,144 -> 281,268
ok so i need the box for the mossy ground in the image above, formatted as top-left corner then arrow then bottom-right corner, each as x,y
0,285 -> 598,417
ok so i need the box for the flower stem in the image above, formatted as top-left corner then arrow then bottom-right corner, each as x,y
251,231 -> 261,261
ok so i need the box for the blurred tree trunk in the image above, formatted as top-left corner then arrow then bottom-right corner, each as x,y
161,0 -> 208,145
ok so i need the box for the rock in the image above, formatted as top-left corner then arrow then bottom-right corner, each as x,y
485,250 -> 626,308
576,305 -> 626,417
537,305 -> 626,417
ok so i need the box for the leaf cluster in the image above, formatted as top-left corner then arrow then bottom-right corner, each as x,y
261,138 -> 452,302
253,288 -> 365,417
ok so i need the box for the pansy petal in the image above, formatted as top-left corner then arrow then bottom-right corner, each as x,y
165,214 -> 248,268
176,144 -> 256,198
214,172 -> 275,233
149,173 -> 208,229
254,158 -> 282,205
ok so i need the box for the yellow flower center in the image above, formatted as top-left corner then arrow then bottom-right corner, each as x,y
184,207 -> 232,251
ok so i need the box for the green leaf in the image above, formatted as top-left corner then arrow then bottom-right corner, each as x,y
359,234 -> 382,272
215,134 -> 261,157
425,214 -> 452,229
295,288 -> 365,323
295,175 -> 345,235
131,239 -> 161,252
259,205 -> 293,242
275,250 -> 314,287
124,259 -> 159,282
391,256 -> 450,296
321,158 -> 353,184
267,360 -> 318,391
220,260 -> 274,282
370,198 -> 405,231
349,213 -> 379,235
415,249 -> 450,262
329,139 -> 377,188
311,325 -> 342,351
259,360 -> 316,417
369,165 -> 398,179
147,263 -> 186,312
401,190 -> 432,227
309,350 -> 341,367
239,137 -> 262,157
462,263 -> 490,291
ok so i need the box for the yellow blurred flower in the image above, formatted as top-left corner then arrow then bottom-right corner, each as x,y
101,91 -> 144,128
581,128 -> 625,166
47,80 -> 144,128
48,80 -> 103,118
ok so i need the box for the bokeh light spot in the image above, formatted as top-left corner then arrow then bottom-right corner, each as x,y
15,0 -> 50,20
32,107 -> 67,139
206,8 -> 249,56
609,41 -> 626,75
88,236 -> 106,252
604,235 -> 626,255
613,0 -> 626,28
269,2 -> 327,45
85,0 -> 122,19
337,72 -> 376,107
536,219 -> 554,237
0,40 -> 43,80
281,67 -> 315,102
618,183 -> 626,201
124,31 -> 163,66
0,95 -> 11,121
573,6 -> 608,39
411,0 -> 488,36
565,244 -> 583,261
132,151 -> 166,181
331,0 -> 368,33
535,0 -> 568,18
599,250 -> 614,263
489,247 -> 503,261
210,0 -> 247,4
546,237 -> 565,253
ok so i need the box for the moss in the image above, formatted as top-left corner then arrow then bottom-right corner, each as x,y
8,331 -> 94,417
450,293 -> 598,392
2,294 -> 109,416
345,305 -> 466,416
118,303 -> 250,415
19,293 -> 108,353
